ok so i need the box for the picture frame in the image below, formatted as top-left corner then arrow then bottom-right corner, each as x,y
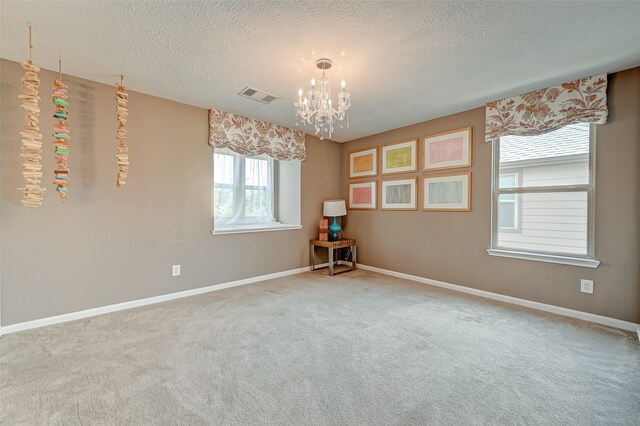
423,127 -> 472,171
423,172 -> 471,212
381,178 -> 417,211
349,147 -> 378,179
381,139 -> 418,175
348,180 -> 377,210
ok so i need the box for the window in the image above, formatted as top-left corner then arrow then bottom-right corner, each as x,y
489,123 -> 598,267
214,148 -> 275,228
213,148 -> 302,234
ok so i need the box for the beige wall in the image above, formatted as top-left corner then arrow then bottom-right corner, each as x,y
1,59 -> 342,326
2,58 -> 638,326
341,67 -> 640,323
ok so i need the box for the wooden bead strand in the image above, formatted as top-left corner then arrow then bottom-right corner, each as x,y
115,75 -> 129,187
18,23 -> 45,208
52,57 -> 70,201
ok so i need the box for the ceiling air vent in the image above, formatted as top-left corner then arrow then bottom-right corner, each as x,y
238,86 -> 279,104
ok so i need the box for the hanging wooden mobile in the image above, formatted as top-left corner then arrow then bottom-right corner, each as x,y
52,57 -> 70,201
18,23 -> 45,208
115,75 -> 129,187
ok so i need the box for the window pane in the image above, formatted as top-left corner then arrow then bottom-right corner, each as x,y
245,189 -> 270,217
214,188 -> 233,217
499,175 -> 516,201
245,158 -> 268,187
214,153 -> 234,185
498,197 -> 516,229
499,175 -> 516,188
499,123 -> 590,188
497,191 -> 588,255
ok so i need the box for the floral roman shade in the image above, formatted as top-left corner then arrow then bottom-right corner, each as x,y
208,108 -> 306,160
485,74 -> 608,142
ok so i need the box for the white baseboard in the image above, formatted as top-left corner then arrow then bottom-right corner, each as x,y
0,265 -> 315,336
358,264 -> 640,336
3,262 -> 638,342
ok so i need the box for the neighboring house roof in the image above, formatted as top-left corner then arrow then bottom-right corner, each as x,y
501,123 -> 590,163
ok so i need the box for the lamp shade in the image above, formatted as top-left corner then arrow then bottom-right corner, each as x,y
323,199 -> 347,217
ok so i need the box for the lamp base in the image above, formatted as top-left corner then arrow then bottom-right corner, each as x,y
328,216 -> 342,241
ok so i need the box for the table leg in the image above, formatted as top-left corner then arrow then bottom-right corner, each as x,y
352,245 -> 357,270
328,247 -> 334,276
309,245 -> 315,271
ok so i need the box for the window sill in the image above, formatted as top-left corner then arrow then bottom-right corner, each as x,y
212,224 -> 303,235
486,248 -> 600,268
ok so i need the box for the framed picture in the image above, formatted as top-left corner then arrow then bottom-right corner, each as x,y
349,147 -> 378,179
423,172 -> 471,212
381,178 -> 417,210
381,139 -> 417,175
423,127 -> 472,171
348,180 -> 377,210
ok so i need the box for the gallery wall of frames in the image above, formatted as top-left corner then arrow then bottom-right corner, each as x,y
347,127 -> 473,212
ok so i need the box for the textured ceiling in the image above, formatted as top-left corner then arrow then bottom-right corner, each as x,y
2,1 -> 640,142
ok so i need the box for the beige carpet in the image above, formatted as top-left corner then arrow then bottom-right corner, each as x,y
1,270 -> 639,425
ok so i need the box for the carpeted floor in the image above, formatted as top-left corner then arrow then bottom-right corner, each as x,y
1,270 -> 639,425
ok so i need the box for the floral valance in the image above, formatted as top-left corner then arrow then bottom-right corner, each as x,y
485,73 -> 608,142
208,108 -> 306,160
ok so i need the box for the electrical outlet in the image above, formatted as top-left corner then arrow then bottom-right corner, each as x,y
172,264 -> 181,276
580,279 -> 594,294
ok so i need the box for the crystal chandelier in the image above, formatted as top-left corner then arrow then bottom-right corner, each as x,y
294,58 -> 352,140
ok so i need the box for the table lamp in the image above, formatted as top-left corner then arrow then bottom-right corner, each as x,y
323,199 -> 347,240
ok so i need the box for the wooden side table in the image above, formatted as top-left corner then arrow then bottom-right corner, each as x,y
309,238 -> 357,276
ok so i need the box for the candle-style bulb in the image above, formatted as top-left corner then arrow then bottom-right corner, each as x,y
298,88 -> 303,97
341,79 -> 346,89
311,78 -> 316,86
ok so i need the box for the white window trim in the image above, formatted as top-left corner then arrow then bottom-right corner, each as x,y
489,124 -> 598,268
211,223 -> 303,235
486,248 -> 600,268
